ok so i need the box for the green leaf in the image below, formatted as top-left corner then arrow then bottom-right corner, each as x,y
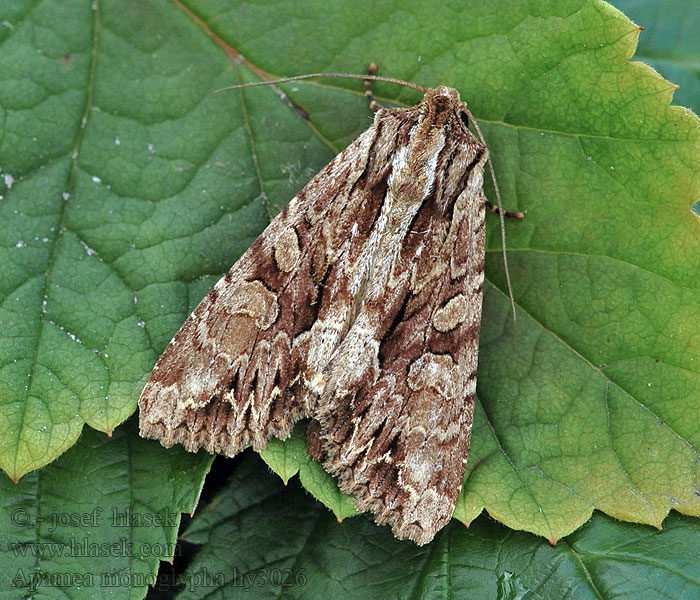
608,0 -> 700,114
0,0 -> 333,479
260,426 -> 357,521
1,0 -> 699,556
180,451 -> 700,600
0,416 -> 211,599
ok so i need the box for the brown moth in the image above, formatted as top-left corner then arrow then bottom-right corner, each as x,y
139,73 -> 521,545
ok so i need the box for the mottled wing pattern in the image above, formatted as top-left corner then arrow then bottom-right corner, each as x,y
308,88 -> 487,544
139,86 -> 487,545
138,125 -> 377,455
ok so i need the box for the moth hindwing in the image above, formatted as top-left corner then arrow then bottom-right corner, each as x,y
139,85 -> 491,545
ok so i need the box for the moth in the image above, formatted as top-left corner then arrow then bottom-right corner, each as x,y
139,71 -> 522,545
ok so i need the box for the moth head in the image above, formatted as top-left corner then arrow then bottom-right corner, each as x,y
420,87 -> 479,141
423,86 -> 462,115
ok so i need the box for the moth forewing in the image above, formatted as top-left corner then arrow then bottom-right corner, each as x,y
139,84 -> 497,545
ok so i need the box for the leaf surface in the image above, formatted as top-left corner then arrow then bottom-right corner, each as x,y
1,0 -> 699,551
179,451 -> 700,600
0,418 -> 211,599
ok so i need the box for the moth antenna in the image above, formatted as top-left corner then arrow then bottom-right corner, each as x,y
215,73 -> 428,94
462,107 -> 521,321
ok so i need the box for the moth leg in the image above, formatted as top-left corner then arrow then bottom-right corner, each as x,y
485,200 -> 524,220
365,63 -> 381,112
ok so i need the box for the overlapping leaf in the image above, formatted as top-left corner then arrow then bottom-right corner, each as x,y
180,452 -> 700,600
0,0 -> 698,574
0,418 -> 211,599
